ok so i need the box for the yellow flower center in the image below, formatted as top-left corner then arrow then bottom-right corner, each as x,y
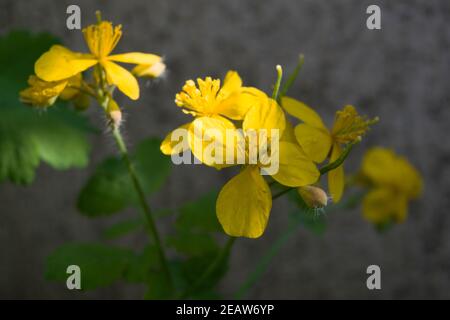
175,77 -> 222,116
82,21 -> 122,59
331,105 -> 378,144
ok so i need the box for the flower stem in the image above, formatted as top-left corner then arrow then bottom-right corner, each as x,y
111,126 -> 174,293
179,237 -> 236,299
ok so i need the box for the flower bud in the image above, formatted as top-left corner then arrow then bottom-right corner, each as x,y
298,186 -> 328,209
107,99 -> 122,129
132,61 -> 166,78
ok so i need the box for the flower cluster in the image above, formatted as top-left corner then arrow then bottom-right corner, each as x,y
20,13 -> 165,125
358,147 -> 423,227
161,70 -> 377,238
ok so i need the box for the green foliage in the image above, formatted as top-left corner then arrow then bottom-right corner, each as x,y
176,191 -> 222,233
102,218 -> 144,240
45,243 -> 133,290
0,31 -> 93,184
77,138 -> 171,216
167,231 -> 218,256
166,191 -> 228,296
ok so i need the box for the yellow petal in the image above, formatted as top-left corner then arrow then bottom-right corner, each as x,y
328,143 -> 345,203
215,87 -> 263,120
188,115 -> 239,168
281,96 -> 326,128
271,142 -> 320,187
19,76 -> 68,108
218,70 -> 242,99
35,45 -> 97,81
362,188 -> 408,225
361,147 -> 422,199
59,73 -> 83,100
108,52 -> 162,65
243,95 -> 286,134
160,123 -> 191,155
294,123 -> 332,163
280,119 -> 297,144
216,166 -> 272,238
102,61 -> 139,100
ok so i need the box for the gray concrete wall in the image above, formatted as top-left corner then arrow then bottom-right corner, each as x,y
0,0 -> 449,299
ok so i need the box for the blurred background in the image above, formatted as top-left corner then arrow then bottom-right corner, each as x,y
0,0 -> 449,299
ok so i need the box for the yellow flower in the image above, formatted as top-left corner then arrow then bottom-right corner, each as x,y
359,147 -> 422,225
20,75 -> 74,108
281,97 -> 377,202
34,20 -> 163,100
160,71 -> 260,167
216,95 -> 320,238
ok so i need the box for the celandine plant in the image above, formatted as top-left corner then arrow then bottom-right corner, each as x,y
13,12 -> 423,299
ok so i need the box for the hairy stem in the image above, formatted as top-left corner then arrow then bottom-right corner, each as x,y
111,127 -> 174,293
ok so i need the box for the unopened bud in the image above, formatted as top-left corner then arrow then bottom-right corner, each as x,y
132,61 -> 166,78
298,186 -> 328,209
107,99 -> 122,129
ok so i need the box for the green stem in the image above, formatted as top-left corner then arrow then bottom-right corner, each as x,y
279,54 -> 305,100
271,65 -> 283,101
179,237 -> 236,299
111,127 -> 174,292
272,187 -> 294,199
319,141 -> 357,175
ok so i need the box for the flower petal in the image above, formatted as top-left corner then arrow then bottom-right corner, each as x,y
216,166 -> 272,238
328,143 -> 344,202
271,142 -> 320,187
35,45 -> 97,81
160,123 -> 191,155
218,70 -> 242,99
294,123 -> 332,163
188,115 -> 241,168
281,96 -> 326,128
108,52 -> 162,65
102,61 -> 139,100
243,94 -> 286,134
363,188 -> 408,225
361,147 -> 423,198
215,87 -> 263,120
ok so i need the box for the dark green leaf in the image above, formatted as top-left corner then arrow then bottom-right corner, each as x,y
181,252 -> 229,292
124,246 -> 159,283
77,137 -> 171,216
103,218 -> 144,240
167,231 -> 219,256
176,191 -> 221,233
45,243 -> 133,290
0,31 -> 92,185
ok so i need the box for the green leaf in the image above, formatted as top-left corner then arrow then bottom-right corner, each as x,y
0,31 -> 93,185
167,231 -> 219,256
45,243 -> 133,290
77,137 -> 171,216
176,191 -> 221,233
124,246 -> 159,283
102,218 -> 144,240
123,246 -> 174,299
181,252 -> 229,292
